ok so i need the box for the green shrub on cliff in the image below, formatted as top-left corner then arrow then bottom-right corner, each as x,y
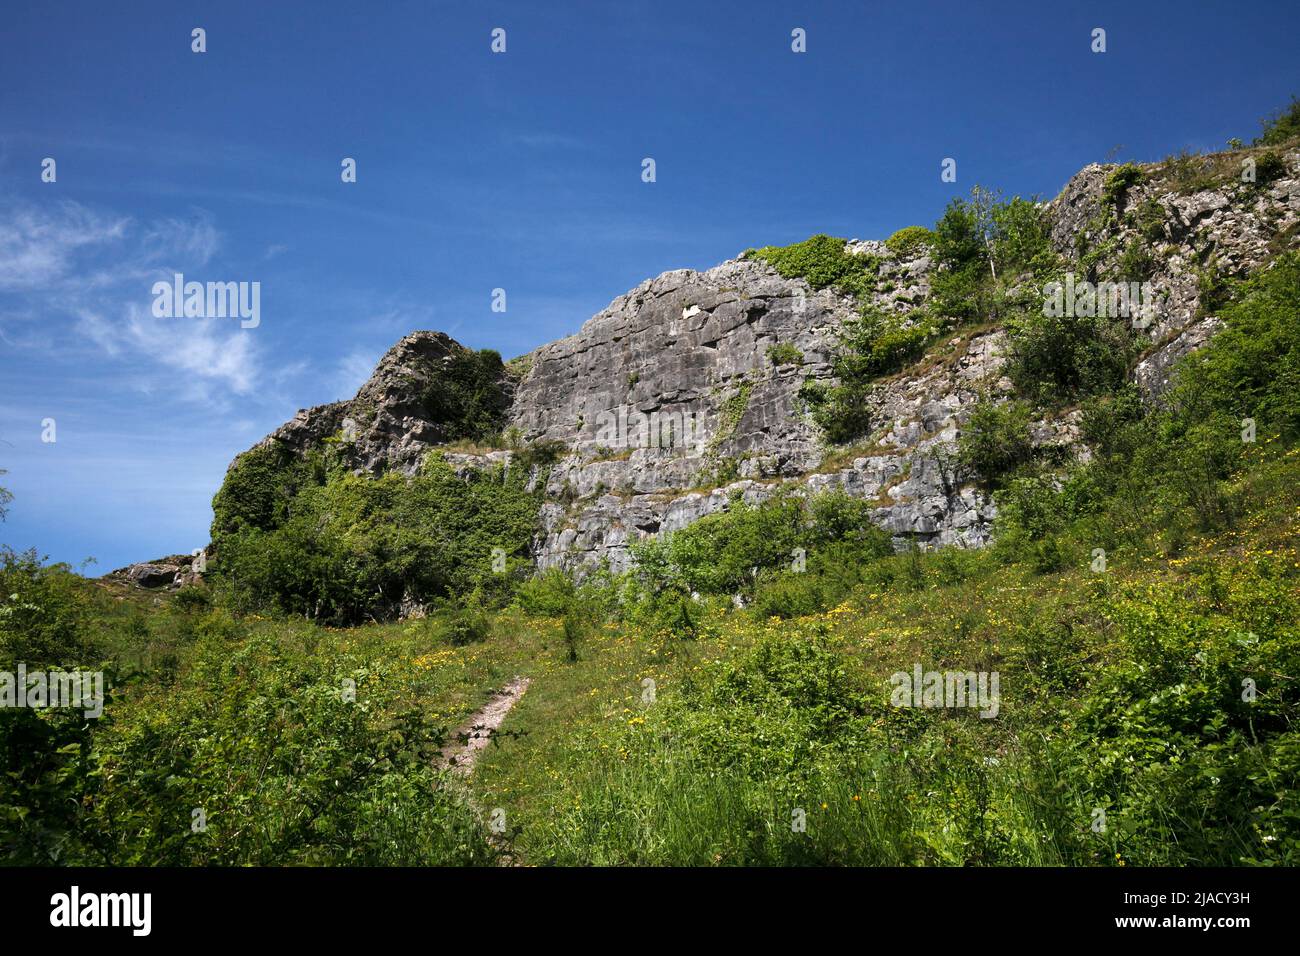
423,347 -> 513,442
800,308 -> 943,445
1003,303 -> 1138,406
210,442 -> 315,542
885,225 -> 934,258
956,398 -> 1036,489
746,234 -> 879,300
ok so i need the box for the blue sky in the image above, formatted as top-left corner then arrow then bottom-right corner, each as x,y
1,0 -> 1297,571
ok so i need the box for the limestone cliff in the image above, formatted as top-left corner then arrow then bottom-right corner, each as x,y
216,142 -> 1300,578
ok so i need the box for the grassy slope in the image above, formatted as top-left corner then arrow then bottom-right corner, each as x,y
456,449 -> 1299,864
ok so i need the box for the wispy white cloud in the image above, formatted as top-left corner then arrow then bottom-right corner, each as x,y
0,199 -> 260,402
76,304 -> 261,399
140,214 -> 220,266
0,202 -> 129,291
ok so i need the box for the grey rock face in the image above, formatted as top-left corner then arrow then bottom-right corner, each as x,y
129,564 -> 181,588
508,257 -> 852,477
527,321 -> 1012,574
1133,317 -> 1224,400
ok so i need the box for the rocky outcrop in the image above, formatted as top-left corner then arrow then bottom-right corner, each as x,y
204,143 -> 1300,579
509,257 -> 848,475
108,554 -> 205,590
1133,317 -> 1224,397
245,331 -> 515,477
1046,148 -> 1300,399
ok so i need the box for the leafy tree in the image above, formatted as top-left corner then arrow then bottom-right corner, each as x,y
991,197 -> 1057,277
930,196 -> 990,320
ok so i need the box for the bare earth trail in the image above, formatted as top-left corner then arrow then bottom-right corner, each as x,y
434,676 -> 532,864
436,675 -> 531,776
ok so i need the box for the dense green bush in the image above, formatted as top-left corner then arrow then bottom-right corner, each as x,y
927,191 -> 1057,321
1165,252 -> 1300,442
631,493 -> 807,597
751,535 -> 893,619
1133,197 -> 1167,243
990,197 -> 1058,277
214,454 -> 542,624
421,347 -> 513,442
1116,237 -> 1158,283
766,342 -> 804,366
801,308 -> 943,444
932,197 -> 985,272
443,604 -> 493,646
996,253 -> 1300,551
210,442 -> 314,544
513,566 -> 580,617
992,471 -> 1101,544
0,548 -> 98,666
1004,302 -> 1138,405
749,571 -> 829,619
798,379 -> 868,446
1252,150 -> 1288,187
1102,163 -> 1145,207
630,490 -> 893,602
848,308 -> 942,376
1058,573 -> 1300,865
929,198 -> 989,321
0,548 -> 108,864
